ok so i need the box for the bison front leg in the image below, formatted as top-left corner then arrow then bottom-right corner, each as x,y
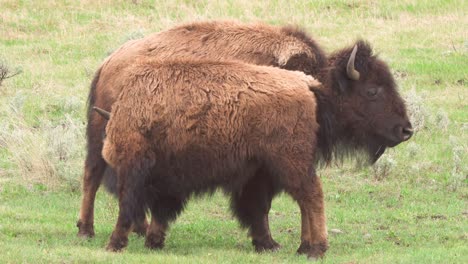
231,168 -> 280,252
106,166 -> 147,252
131,218 -> 149,237
106,213 -> 132,251
293,176 -> 328,259
145,217 -> 167,249
144,194 -> 186,249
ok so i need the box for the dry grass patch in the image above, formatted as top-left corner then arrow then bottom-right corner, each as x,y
0,112 -> 84,191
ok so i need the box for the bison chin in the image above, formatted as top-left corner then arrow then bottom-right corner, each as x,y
368,126 -> 413,163
367,139 -> 387,164
368,136 -> 410,164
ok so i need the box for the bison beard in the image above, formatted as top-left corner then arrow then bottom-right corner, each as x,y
99,42 -> 412,257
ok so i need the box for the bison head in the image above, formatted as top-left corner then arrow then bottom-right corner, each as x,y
327,40 -> 412,163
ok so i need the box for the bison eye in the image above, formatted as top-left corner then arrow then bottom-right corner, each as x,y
366,88 -> 378,98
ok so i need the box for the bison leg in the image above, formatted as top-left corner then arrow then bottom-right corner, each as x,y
145,217 -> 167,249
144,193 -> 186,249
77,143 -> 107,238
101,167 -> 149,237
106,166 -> 147,252
231,168 -> 280,252
287,173 -> 328,259
131,218 -> 149,237
77,107 -> 111,238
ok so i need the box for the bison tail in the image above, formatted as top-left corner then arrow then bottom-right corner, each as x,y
87,67 -> 102,123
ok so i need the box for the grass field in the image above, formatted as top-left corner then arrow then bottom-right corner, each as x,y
0,0 -> 467,263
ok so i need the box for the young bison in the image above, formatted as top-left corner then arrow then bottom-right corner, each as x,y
98,42 -> 413,259
78,20 -> 328,238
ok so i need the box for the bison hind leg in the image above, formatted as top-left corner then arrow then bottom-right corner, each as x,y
230,168 -> 281,252
77,148 -> 107,238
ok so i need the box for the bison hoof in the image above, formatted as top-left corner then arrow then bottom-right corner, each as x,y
106,237 -> 128,252
145,232 -> 165,249
253,238 -> 281,252
296,241 -> 328,259
76,220 -> 95,238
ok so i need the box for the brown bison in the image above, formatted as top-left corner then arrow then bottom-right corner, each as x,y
78,20 -> 328,238
96,41 -> 412,259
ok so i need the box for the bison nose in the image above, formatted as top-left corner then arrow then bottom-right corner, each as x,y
401,126 -> 413,141
394,124 -> 413,142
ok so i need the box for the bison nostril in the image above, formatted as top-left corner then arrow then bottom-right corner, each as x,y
401,127 -> 413,140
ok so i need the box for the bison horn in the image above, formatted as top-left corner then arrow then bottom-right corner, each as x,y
346,45 -> 360,81
93,106 -> 110,120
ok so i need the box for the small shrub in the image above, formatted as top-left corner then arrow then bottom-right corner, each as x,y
448,143 -> 467,191
435,109 -> 450,131
10,91 -> 27,111
406,142 -> 421,157
373,154 -> 397,180
124,29 -> 145,42
404,88 -> 428,132
62,96 -> 83,113
0,60 -> 22,87
409,163 -> 421,175
462,123 -> 468,131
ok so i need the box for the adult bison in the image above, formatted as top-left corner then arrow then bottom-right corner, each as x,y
96,41 -> 413,259
78,20 -> 328,238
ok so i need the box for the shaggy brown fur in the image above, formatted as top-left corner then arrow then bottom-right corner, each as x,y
78,20 -> 327,238
101,39 -> 412,257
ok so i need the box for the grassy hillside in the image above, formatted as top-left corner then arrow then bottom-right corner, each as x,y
0,1 -> 466,263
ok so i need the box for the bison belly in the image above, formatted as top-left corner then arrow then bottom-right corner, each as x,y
144,143 -> 262,198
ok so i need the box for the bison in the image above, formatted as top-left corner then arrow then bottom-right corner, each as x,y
96,41 -> 412,259
78,20 -> 328,238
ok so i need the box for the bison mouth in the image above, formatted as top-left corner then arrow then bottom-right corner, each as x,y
367,135 -> 395,163
368,133 -> 410,163
379,124 -> 414,149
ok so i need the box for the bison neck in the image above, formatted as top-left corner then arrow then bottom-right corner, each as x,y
311,87 -> 337,164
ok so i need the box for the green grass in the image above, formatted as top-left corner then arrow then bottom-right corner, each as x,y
0,0 -> 467,263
